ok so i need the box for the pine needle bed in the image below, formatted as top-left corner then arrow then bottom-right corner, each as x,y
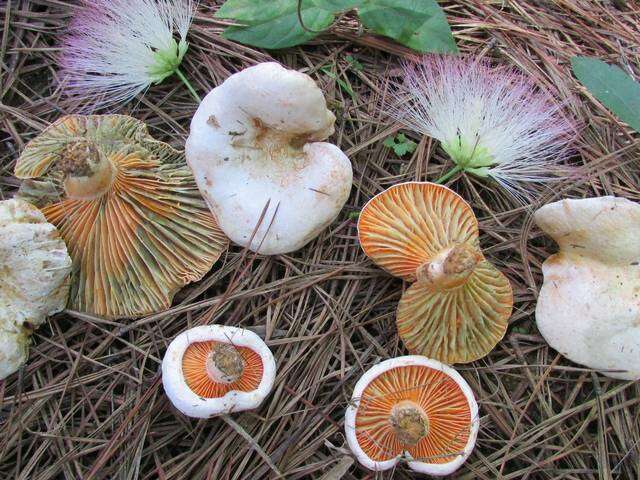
1,1 -> 639,478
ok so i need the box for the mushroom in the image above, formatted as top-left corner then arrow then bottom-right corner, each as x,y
535,196 -> 640,380
358,182 -> 513,363
0,327 -> 30,380
0,198 -> 72,379
345,355 -> 479,475
162,325 -> 276,418
14,114 -> 228,319
185,62 -> 353,255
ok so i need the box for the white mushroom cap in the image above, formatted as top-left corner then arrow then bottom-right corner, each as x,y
0,199 -> 71,379
0,199 -> 72,329
162,325 -> 276,418
0,324 -> 29,380
535,196 -> 640,380
186,62 -> 352,255
345,356 -> 479,475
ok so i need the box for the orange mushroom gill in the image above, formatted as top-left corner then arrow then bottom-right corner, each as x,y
358,182 -> 479,283
182,341 -> 263,398
14,115 -> 228,319
354,365 -> 471,463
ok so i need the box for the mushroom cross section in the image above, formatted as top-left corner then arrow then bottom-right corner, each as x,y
358,182 -> 513,363
535,196 -> 640,380
14,114 -> 228,319
186,62 -> 353,255
345,356 -> 479,475
162,325 -> 276,418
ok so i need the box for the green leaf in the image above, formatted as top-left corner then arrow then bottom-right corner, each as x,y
357,0 -> 457,53
216,0 -> 288,22
321,65 -> 358,102
216,0 -> 334,49
382,137 -> 396,148
571,56 -> 640,133
345,54 -> 363,71
311,0 -> 363,8
216,0 -> 456,52
383,134 -> 417,156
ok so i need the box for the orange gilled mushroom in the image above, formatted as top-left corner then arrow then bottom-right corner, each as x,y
162,325 -> 276,418
358,182 -> 513,363
345,356 -> 479,475
14,115 -> 228,319
182,341 -> 263,398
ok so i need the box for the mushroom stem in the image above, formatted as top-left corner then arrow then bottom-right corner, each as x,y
59,141 -> 116,200
416,243 -> 481,289
389,400 -> 429,446
205,343 -> 245,384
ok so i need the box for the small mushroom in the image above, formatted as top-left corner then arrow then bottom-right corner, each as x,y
358,182 -> 513,363
14,114 -> 228,319
162,325 -> 276,418
186,62 -> 353,255
345,356 -> 479,475
535,196 -> 640,380
0,199 -> 72,379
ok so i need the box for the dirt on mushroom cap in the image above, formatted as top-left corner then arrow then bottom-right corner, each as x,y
0,198 -> 72,379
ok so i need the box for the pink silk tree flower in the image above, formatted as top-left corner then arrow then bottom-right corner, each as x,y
388,56 -> 577,201
60,0 -> 198,111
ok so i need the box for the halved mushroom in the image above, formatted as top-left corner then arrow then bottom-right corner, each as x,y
358,182 -> 513,363
535,196 -> 640,380
186,62 -> 353,255
0,199 -> 72,379
162,325 -> 276,418
345,355 -> 479,475
14,114 -> 228,319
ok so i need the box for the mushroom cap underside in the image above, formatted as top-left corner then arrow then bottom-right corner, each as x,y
358,182 -> 513,363
14,115 -> 228,319
162,325 -> 276,418
345,356 -> 479,475
397,261 -> 513,364
358,182 -> 479,282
